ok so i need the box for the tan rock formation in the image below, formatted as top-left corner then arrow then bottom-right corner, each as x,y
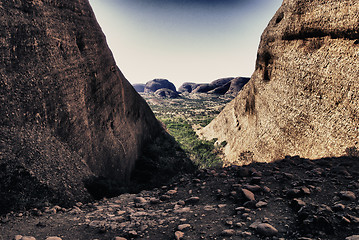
0,0 -> 174,212
199,0 -> 359,165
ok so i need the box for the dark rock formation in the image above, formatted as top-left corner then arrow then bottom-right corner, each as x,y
178,82 -> 198,93
192,84 -> 213,94
133,83 -> 145,93
0,0 -> 190,213
207,82 -> 232,95
200,0 -> 359,164
179,77 -> 248,95
192,77 -> 234,94
154,88 -> 179,99
210,77 -> 235,87
226,77 -> 250,95
144,79 -> 177,93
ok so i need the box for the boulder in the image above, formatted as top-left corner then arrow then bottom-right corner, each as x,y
0,0 -> 186,213
199,0 -> 359,165
133,83 -> 145,93
144,79 -> 176,93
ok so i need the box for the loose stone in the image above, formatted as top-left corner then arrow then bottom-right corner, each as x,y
113,237 -> 127,240
241,189 -> 255,201
256,223 -> 278,237
221,229 -> 236,236
178,224 -> 191,231
175,231 -> 184,240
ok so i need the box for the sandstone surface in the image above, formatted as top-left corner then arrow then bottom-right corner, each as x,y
0,0 -> 182,213
199,0 -> 359,165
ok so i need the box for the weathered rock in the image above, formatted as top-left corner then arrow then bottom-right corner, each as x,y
199,0 -> 359,165
241,189 -> 255,201
0,0 -> 186,214
144,79 -> 176,93
177,224 -> 191,231
256,223 -> 278,237
174,231 -> 184,240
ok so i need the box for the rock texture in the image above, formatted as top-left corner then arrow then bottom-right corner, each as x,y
1,156 -> 358,240
199,0 -> 359,165
144,79 -> 177,93
0,0 -> 175,213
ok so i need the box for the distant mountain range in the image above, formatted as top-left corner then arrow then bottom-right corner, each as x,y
133,77 -> 250,98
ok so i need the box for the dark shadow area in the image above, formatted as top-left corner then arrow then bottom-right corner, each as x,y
84,132 -> 196,200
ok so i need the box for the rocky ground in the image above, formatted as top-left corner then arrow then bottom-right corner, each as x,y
1,156 -> 358,240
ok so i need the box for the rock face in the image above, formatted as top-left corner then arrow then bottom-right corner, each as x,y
133,83 -> 145,93
199,0 -> 359,165
144,79 -> 177,93
0,0 -> 173,212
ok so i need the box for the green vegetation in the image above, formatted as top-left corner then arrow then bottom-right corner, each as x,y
160,118 -> 222,168
141,93 -> 234,168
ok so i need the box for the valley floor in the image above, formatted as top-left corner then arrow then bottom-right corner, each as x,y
1,156 -> 358,240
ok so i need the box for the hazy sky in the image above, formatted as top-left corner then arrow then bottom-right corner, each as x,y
88,0 -> 283,88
